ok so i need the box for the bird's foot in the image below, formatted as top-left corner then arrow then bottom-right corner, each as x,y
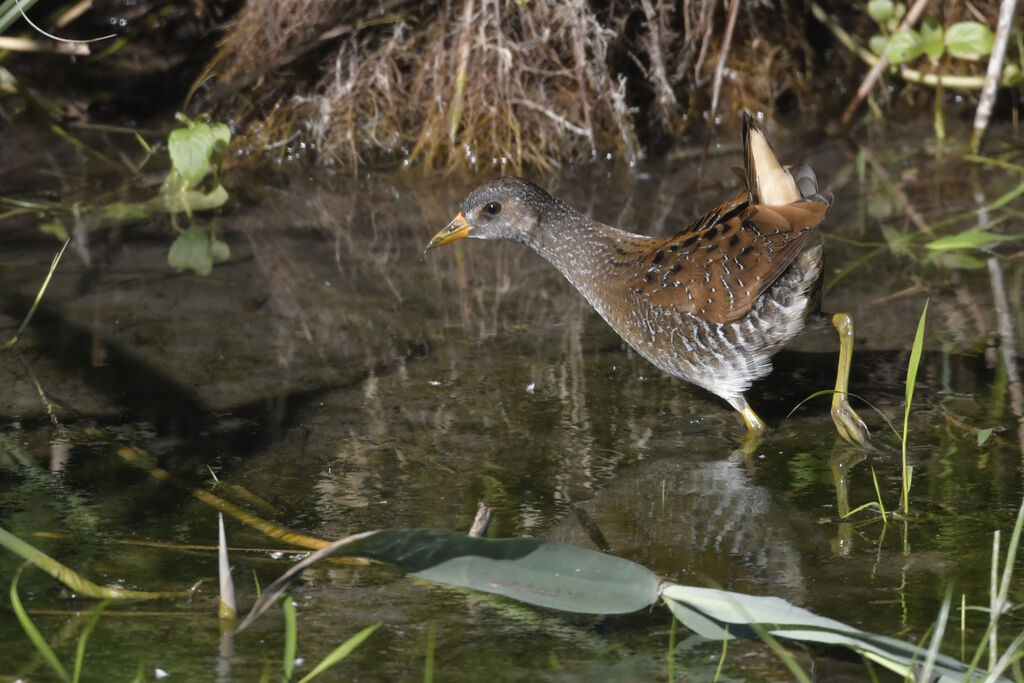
830,392 -> 868,446
831,312 -> 869,446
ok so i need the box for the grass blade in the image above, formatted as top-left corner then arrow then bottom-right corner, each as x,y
0,238 -> 69,351
73,599 -> 110,683
11,569 -> 70,682
423,621 -> 435,683
0,525 -> 181,599
281,595 -> 297,682
295,623 -> 381,683
901,299 -> 929,514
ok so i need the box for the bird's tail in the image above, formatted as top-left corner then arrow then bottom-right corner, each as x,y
742,113 -> 804,206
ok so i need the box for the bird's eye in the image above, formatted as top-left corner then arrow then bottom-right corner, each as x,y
482,201 -> 502,216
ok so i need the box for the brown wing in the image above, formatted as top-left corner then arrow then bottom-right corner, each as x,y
627,193 -> 828,324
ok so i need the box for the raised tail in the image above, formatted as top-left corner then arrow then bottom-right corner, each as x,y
742,112 -> 803,206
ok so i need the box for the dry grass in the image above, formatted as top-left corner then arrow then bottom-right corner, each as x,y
192,0 -> 1010,172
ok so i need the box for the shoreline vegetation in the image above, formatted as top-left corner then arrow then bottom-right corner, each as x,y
1,0 -> 1018,172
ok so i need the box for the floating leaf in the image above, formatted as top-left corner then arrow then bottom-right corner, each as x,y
921,16 -> 944,60
661,585 -> 981,682
237,529 -> 995,683
944,21 -> 994,60
168,226 -> 214,276
886,29 -> 925,64
924,229 -> 1022,251
867,0 -> 894,24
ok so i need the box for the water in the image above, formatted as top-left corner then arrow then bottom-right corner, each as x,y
1,117 -> 1022,680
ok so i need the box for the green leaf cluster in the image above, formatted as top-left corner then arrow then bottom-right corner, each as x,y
867,1 -> 995,66
159,114 -> 233,275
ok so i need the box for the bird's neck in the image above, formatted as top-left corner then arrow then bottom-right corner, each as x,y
529,216 -> 652,320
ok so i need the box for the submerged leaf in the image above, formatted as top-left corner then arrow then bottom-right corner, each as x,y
39,219 -> 69,242
210,234 -> 231,263
168,226 -> 213,276
924,229 -> 1022,251
100,201 -> 151,223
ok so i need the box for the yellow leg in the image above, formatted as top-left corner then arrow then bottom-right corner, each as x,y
830,313 -> 868,445
739,405 -> 767,433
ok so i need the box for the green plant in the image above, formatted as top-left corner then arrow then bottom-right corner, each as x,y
899,299 -> 927,515
6,113 -> 233,276
10,569 -> 109,683
865,4 -> 1000,139
278,593 -> 380,682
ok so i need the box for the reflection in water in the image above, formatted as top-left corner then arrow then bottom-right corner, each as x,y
2,124 -> 1023,677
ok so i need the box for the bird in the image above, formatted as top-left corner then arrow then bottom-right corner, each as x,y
425,113 -> 867,444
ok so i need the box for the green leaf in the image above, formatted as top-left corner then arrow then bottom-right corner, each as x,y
40,219 -> 69,242
886,29 -> 925,64
921,16 -> 944,60
11,571 -> 71,682
155,184 -> 229,215
237,527 -> 996,682
869,34 -> 888,56
881,226 -> 913,255
924,229 -> 1023,251
977,427 -> 993,446
168,122 -> 215,186
891,2 -> 906,25
352,530 -> 664,614
73,600 -> 109,683
100,201 -> 151,223
210,234 -> 231,263
1003,63 -> 1023,86
281,595 -> 297,682
168,226 -> 214,276
661,584 -> 978,682
944,21 -> 994,60
925,251 -> 989,270
296,624 -> 381,683
208,122 -> 231,168
868,194 -> 894,219
867,0 -> 894,24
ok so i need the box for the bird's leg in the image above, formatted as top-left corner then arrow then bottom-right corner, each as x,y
730,395 -> 767,433
830,313 -> 868,445
728,396 -> 768,453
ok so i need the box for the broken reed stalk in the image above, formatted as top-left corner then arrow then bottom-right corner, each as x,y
971,0 -> 1019,152
709,0 -> 740,121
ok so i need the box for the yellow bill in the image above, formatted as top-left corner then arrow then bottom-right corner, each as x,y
425,211 -> 471,252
